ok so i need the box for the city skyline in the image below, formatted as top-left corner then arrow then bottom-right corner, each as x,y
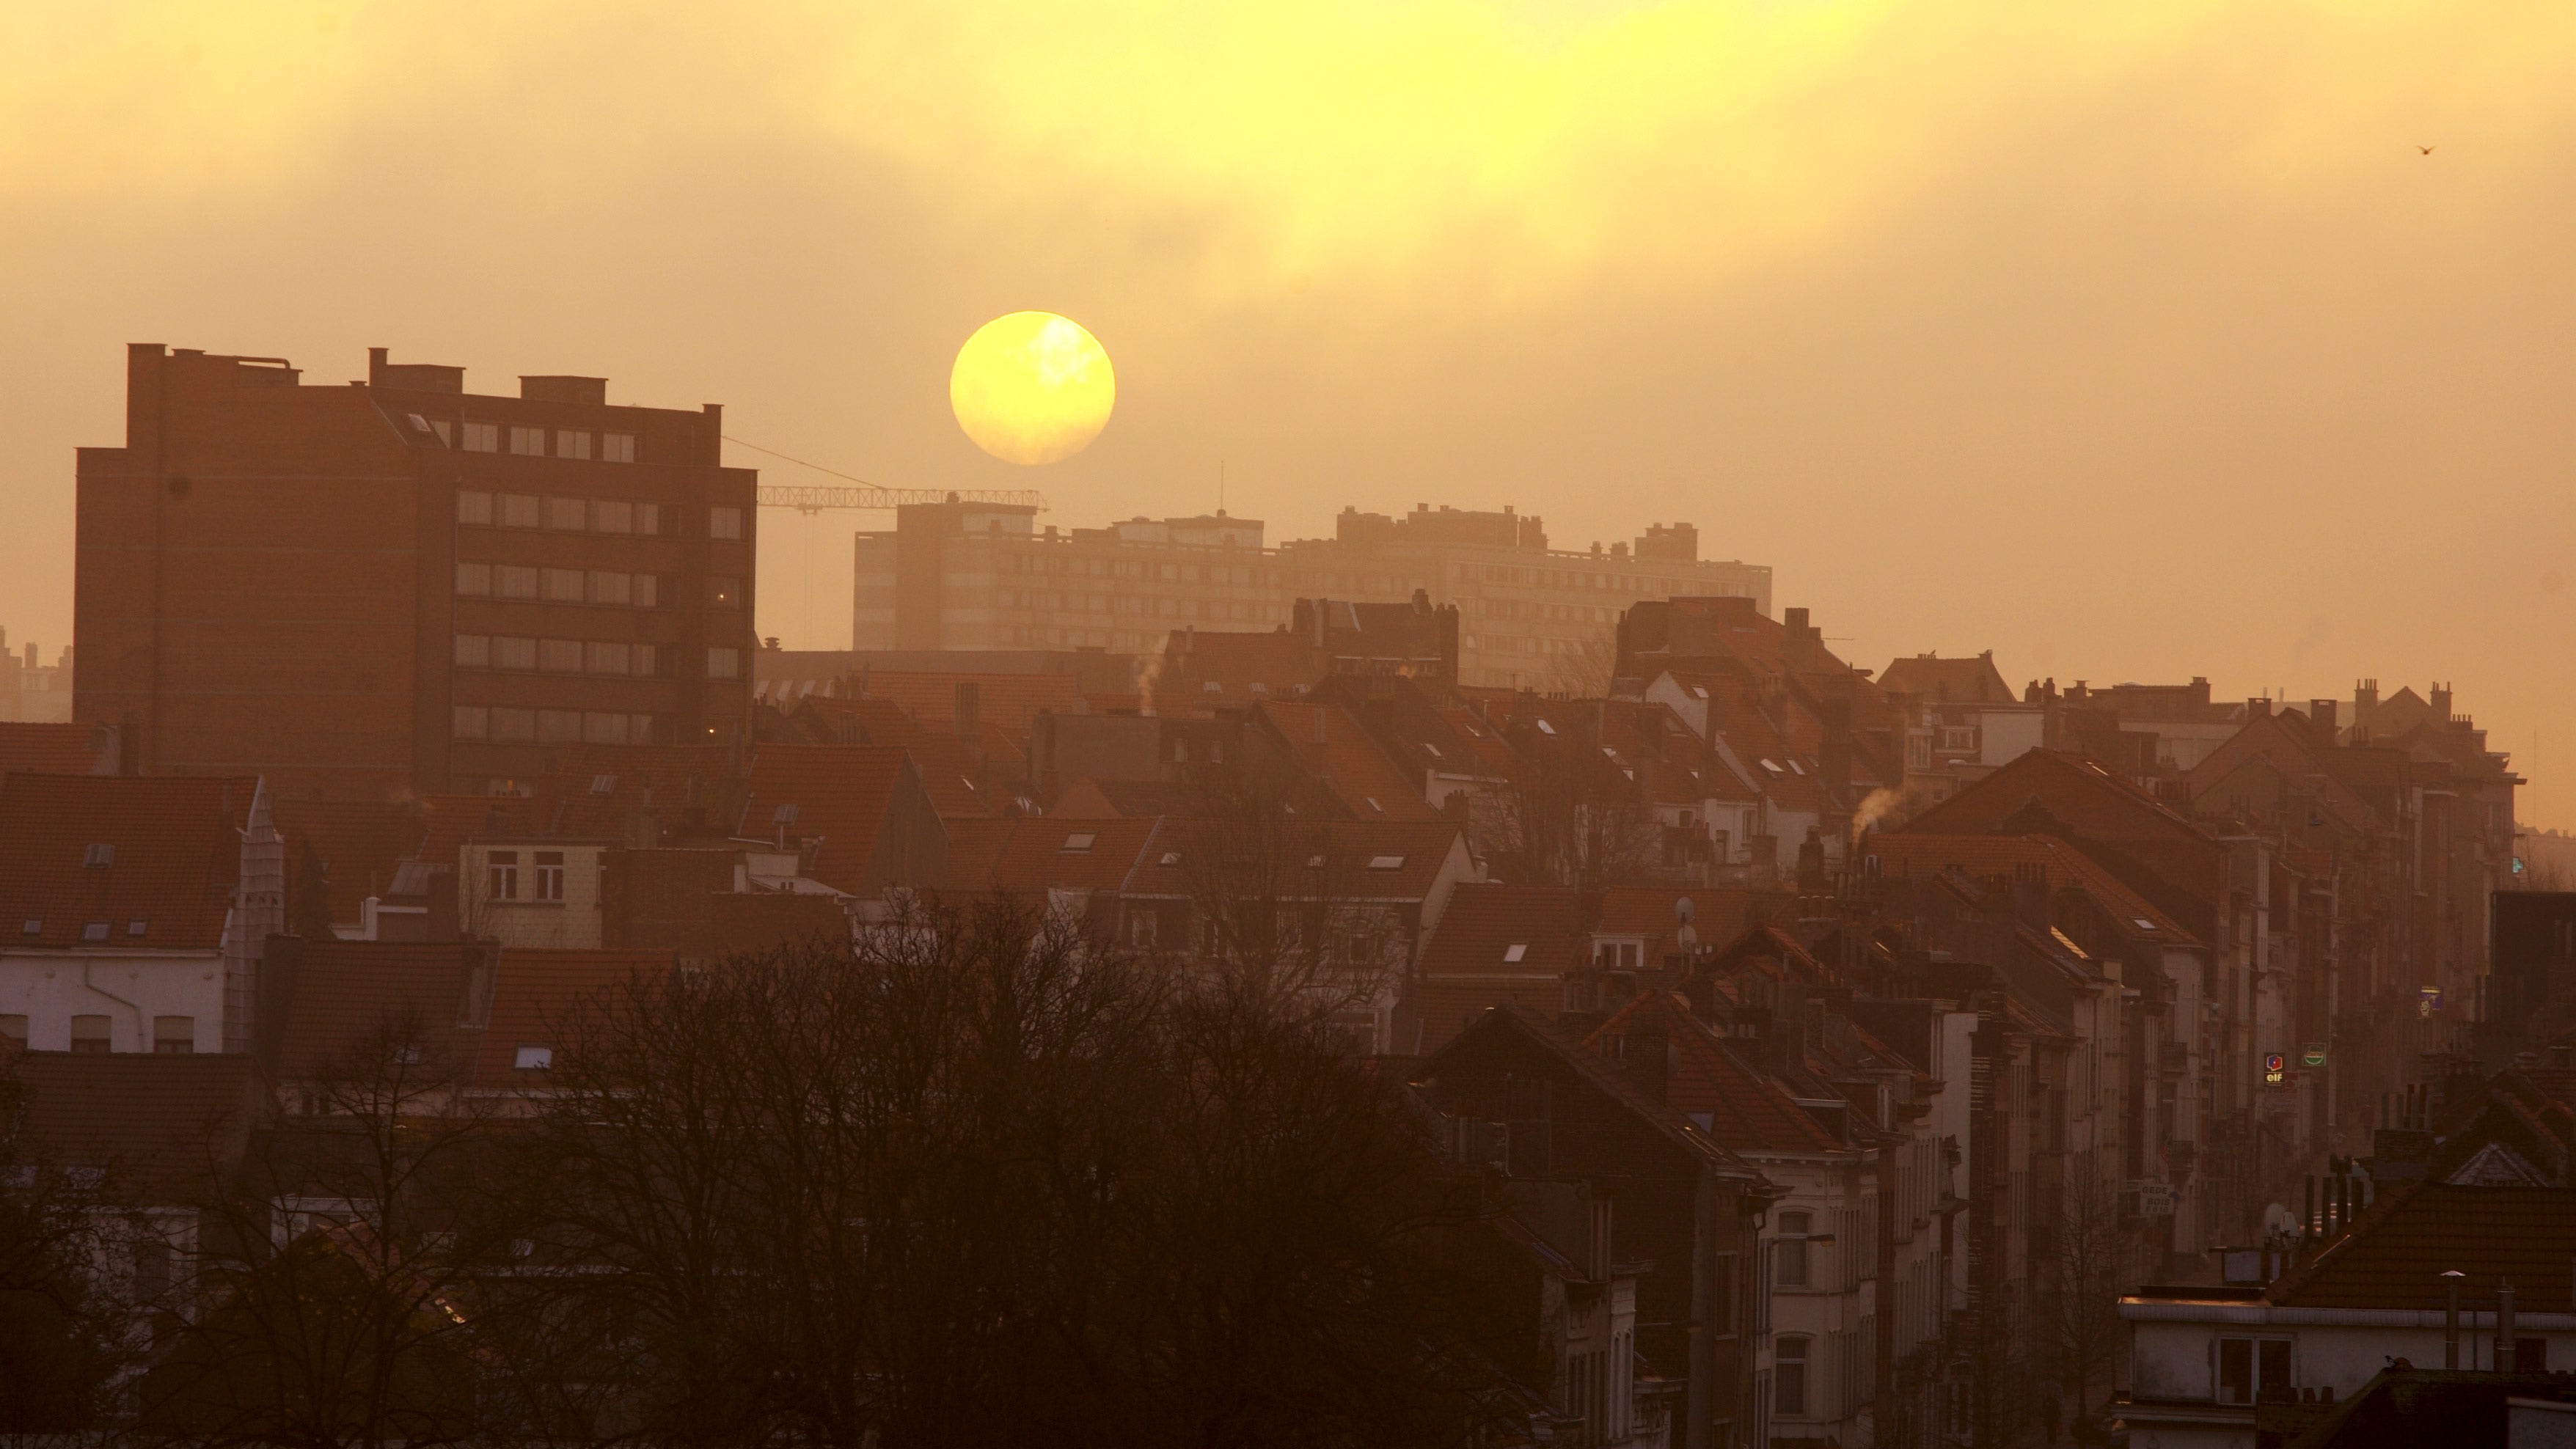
1,1 -> 2566,835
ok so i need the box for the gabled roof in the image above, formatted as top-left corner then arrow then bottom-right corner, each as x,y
939,815 -> 1163,895
1865,832 -> 2198,946
1877,652 -> 2014,704
2183,712 -> 2379,831
2264,1183 -> 2576,1312
1417,883 -> 1584,977
1903,749 -> 2202,844
1592,885 -> 1791,961
268,939 -> 492,1082
477,947 -> 676,1085
1583,993 -> 1843,1155
8,1050 -> 266,1198
0,772 -> 257,951
1254,700 -> 1443,820
0,722 -> 109,776
1417,1004 -> 1753,1175
1159,629 -> 1322,712
742,744 -> 918,892
1122,818 -> 1468,900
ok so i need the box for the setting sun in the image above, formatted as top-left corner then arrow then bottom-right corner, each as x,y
948,311 -> 1116,465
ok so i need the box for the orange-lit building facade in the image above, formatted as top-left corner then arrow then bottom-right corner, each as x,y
76,345 -> 757,801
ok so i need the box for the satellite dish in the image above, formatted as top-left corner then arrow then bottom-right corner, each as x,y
2262,1203 -> 2297,1240
1675,896 -> 1695,925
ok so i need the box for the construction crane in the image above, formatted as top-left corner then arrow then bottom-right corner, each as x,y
755,484 -> 1048,515
730,435 -> 1047,515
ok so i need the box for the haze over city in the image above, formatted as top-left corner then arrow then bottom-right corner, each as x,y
2,1 -> 2569,823
6,8 -> 2576,1448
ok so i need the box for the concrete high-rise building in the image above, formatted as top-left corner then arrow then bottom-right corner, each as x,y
77,345 -> 757,801
853,501 -> 1768,688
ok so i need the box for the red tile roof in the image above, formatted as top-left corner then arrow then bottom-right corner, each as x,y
9,1050 -> 266,1197
940,815 -> 1164,895
268,939 -> 492,1081
1865,832 -> 2196,944
0,773 -> 256,950
1122,819 -> 1469,901
2265,1184 -> 2576,1312
1877,653 -> 2014,704
1255,700 -> 1443,820
1583,993 -> 1843,1154
0,722 -> 106,776
477,947 -> 676,1085
1417,883 -> 1584,977
742,744 -> 916,892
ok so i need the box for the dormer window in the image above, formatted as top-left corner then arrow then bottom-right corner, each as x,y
84,843 -> 114,868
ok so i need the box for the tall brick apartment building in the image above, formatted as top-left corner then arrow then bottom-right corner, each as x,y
76,345 -> 757,801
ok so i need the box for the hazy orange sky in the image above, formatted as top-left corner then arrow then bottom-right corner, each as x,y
3,1 -> 2570,824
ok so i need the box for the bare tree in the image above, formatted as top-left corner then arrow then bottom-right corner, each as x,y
1474,730 -> 1660,892
532,900 -> 1526,1448
146,1011 -> 543,1449
2035,1168 -> 2130,1444
0,1057 -> 133,1442
1170,771 -> 1405,1035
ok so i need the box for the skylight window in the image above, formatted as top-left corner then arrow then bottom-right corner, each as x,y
513,1045 -> 555,1071
1688,686 -> 1709,700
1503,943 -> 1529,963
2132,917 -> 2157,931
1535,719 -> 1557,735
1159,851 -> 1181,867
21,919 -> 40,936
1061,832 -> 1097,853
1368,855 -> 1406,870
1306,854 -> 1327,868
81,922 -> 110,943
1788,760 -> 1805,775
589,774 -> 618,795
1420,742 -> 1442,758
83,843 -> 114,868
1364,797 -> 1386,813
126,919 -> 147,937
1760,759 -> 1785,775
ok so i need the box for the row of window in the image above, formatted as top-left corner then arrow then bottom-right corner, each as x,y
0,1013 -> 194,1053
455,634 -> 667,676
455,422 -> 637,462
1010,555 -> 1264,585
458,491 -> 670,533
458,563 -> 662,606
456,491 -> 744,540
999,590 -> 1273,622
453,707 -> 665,744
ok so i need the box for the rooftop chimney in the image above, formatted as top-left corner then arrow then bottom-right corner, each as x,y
2308,700 -> 2338,736
2430,683 -> 2453,722
2355,678 -> 2378,714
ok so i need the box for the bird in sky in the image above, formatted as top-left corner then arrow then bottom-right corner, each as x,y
2418,144 -> 2437,155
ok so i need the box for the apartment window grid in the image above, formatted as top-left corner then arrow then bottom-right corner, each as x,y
452,707 -> 658,745
457,491 -> 662,536
456,562 -> 663,609
488,851 -> 521,902
533,851 -> 566,903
